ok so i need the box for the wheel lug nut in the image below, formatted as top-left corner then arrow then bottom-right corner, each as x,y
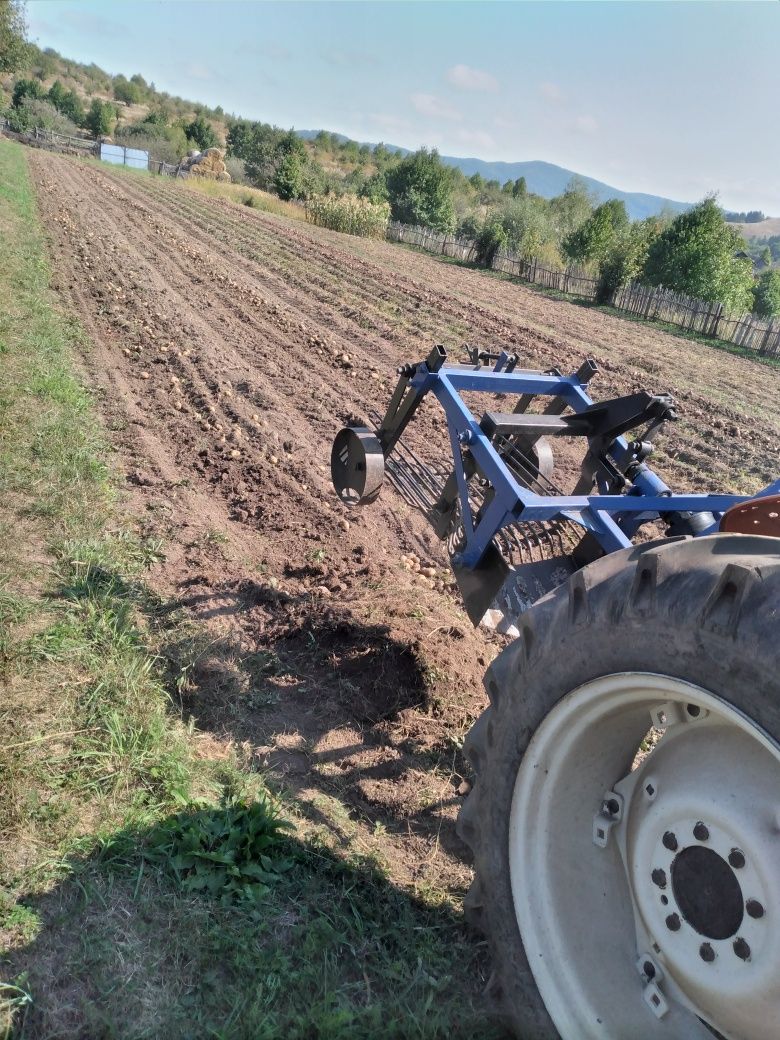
700,943 -> 715,963
666,913 -> 681,932
651,868 -> 667,889
604,798 -> 620,816
729,849 -> 746,869
693,821 -> 709,841
733,938 -> 751,961
662,831 -> 678,852
746,899 -> 764,919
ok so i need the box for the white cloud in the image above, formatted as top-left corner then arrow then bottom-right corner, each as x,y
455,128 -> 496,151
410,93 -> 461,120
539,81 -> 564,103
446,64 -> 499,93
575,114 -> 599,134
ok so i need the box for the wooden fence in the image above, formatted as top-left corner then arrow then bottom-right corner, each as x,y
388,219 -> 780,359
0,118 -> 98,155
492,251 -> 597,298
387,221 -> 598,297
386,222 -> 477,262
613,282 -> 780,357
0,118 -> 183,177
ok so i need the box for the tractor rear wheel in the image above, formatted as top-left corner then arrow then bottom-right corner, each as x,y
458,534 -> 780,1039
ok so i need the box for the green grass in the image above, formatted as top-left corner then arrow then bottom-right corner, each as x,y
593,302 -> 780,371
0,138 -> 500,1040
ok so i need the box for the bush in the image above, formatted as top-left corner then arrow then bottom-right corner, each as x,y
456,214 -> 481,240
185,113 -> 219,151
225,155 -> 249,184
114,132 -> 182,165
115,119 -> 189,165
474,221 -> 507,267
113,74 -> 141,106
84,97 -> 116,138
306,193 -> 390,238
11,76 -> 44,107
493,195 -> 560,262
753,270 -> 780,318
6,97 -> 80,136
273,149 -> 304,201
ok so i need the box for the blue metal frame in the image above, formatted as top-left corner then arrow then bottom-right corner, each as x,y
408,355 -> 780,568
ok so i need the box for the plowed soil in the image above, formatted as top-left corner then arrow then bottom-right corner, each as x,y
27,149 -> 780,903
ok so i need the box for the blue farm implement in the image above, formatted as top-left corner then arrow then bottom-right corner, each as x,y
331,344 -> 780,1040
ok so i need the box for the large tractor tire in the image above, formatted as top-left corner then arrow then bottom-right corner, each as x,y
457,534 -> 780,1039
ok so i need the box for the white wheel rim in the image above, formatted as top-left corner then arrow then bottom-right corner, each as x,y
509,673 -> 780,1040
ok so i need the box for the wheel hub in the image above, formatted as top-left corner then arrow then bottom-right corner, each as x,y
671,845 -> 743,941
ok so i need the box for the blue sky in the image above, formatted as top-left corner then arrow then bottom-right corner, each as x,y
25,1 -> 780,213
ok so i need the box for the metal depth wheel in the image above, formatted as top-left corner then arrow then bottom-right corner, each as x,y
457,534 -> 780,1040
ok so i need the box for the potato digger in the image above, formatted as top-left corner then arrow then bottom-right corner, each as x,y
330,344 -> 780,1040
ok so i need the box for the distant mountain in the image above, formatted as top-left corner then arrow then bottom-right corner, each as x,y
297,131 -> 692,221
439,158 -> 691,221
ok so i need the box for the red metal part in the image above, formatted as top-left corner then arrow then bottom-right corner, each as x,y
720,494 -> 780,537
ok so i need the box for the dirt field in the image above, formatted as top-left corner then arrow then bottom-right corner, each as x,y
26,149 -> 780,912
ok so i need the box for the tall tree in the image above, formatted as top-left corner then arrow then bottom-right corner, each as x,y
643,197 -> 755,311
753,270 -> 780,318
563,199 -> 629,266
0,0 -> 29,75
384,148 -> 455,232
512,176 -> 527,198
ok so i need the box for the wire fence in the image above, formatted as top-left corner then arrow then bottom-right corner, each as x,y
387,220 -> 780,359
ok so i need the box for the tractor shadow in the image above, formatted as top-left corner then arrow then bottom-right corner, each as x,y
2,806 -> 504,1039
158,578 -> 473,863
60,568 -> 477,867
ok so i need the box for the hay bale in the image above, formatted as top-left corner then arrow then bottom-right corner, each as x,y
178,146 -> 230,181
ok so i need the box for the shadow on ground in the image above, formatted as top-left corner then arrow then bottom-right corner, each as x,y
153,574 -> 477,866
0,566 -> 501,1038
2,804 -> 505,1040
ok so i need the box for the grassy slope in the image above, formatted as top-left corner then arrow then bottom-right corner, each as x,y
0,138 -> 497,1040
